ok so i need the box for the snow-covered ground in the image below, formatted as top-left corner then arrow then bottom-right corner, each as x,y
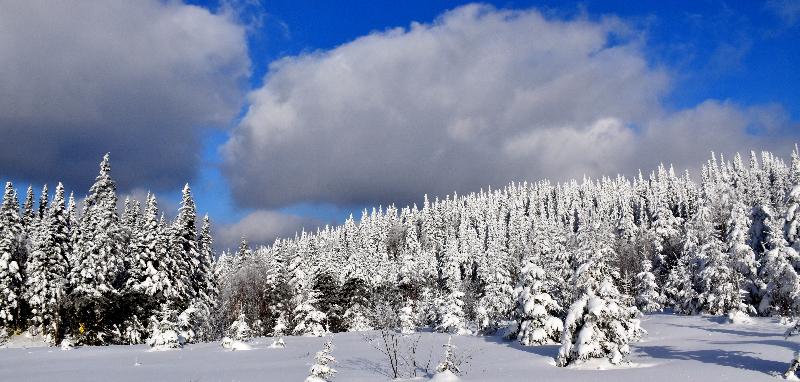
1,313 -> 797,381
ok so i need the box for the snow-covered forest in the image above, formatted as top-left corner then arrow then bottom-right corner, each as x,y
0,154 -> 217,346
4,146 -> 800,378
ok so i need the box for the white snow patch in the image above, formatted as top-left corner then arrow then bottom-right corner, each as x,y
430,370 -> 461,382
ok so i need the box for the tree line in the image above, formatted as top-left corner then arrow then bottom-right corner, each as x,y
0,154 -> 217,345
3,146 -> 800,367
216,145 -> 800,365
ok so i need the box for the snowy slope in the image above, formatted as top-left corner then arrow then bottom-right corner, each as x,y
0,313 -> 796,381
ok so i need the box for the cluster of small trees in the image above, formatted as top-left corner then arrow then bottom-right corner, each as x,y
217,146 -> 800,366
0,154 -> 217,346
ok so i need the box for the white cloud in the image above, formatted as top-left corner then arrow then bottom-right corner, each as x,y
224,4 -> 796,210
0,0 -> 250,191
216,210 -> 322,251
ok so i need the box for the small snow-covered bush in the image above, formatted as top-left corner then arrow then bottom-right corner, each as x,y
60,336 -> 75,350
147,308 -> 185,351
221,336 -> 252,351
268,337 -> 285,349
228,311 -> 252,342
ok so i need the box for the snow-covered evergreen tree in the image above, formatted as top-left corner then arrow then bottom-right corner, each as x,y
228,310 -> 252,341
556,255 -> 644,366
288,249 -> 327,336
664,254 -> 698,314
68,154 -> 125,343
514,261 -> 562,345
476,221 -> 514,332
0,182 -> 23,331
758,215 -> 800,316
306,340 -> 336,382
399,302 -> 416,334
785,178 -> 800,249
726,200 -> 758,307
436,239 -> 467,334
166,184 -> 198,311
147,306 -> 185,350
634,259 -> 663,313
435,336 -> 461,377
342,300 -> 372,332
25,183 -> 71,344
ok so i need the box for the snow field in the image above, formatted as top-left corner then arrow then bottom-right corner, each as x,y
1,313 -> 797,382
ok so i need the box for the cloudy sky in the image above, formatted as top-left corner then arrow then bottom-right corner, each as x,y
1,0 -> 798,250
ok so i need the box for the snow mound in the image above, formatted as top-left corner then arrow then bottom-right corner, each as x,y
726,310 -> 753,325
221,337 -> 252,351
268,338 -> 286,349
60,338 -> 75,350
430,370 -> 461,382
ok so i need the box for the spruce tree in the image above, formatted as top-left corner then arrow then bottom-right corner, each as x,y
25,183 -> 71,344
634,259 -> 664,313
476,222 -> 514,332
21,185 -> 35,229
288,250 -> 327,336
557,221 -> 643,367
514,260 -> 562,346
306,341 -> 336,382
68,154 -> 125,344
167,183 -> 198,311
0,182 -> 24,331
726,200 -> 757,309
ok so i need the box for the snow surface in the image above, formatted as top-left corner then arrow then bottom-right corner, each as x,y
1,313 -> 798,381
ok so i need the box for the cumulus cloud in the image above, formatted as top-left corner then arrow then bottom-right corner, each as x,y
216,210 -> 322,251
222,4 -> 799,209
0,0 -> 250,192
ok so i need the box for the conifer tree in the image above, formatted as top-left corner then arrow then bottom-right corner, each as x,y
514,260 -> 562,346
0,182 -> 24,331
726,200 -> 757,308
21,185 -> 35,229
476,222 -> 514,332
38,184 -> 48,219
758,215 -> 800,316
664,255 -> 698,314
68,154 -> 125,344
288,249 -> 327,336
25,183 -> 71,344
786,176 -> 800,250
306,341 -> 336,382
557,224 -> 643,367
634,259 -> 664,313
436,239 -> 466,334
167,184 -> 198,311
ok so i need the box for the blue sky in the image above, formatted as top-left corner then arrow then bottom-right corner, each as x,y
1,1 -> 798,249
197,0 -> 800,236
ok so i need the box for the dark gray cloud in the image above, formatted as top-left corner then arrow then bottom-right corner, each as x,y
0,0 -> 250,192
222,4 -> 798,210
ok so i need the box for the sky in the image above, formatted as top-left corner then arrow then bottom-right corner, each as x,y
1,0 -> 798,250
